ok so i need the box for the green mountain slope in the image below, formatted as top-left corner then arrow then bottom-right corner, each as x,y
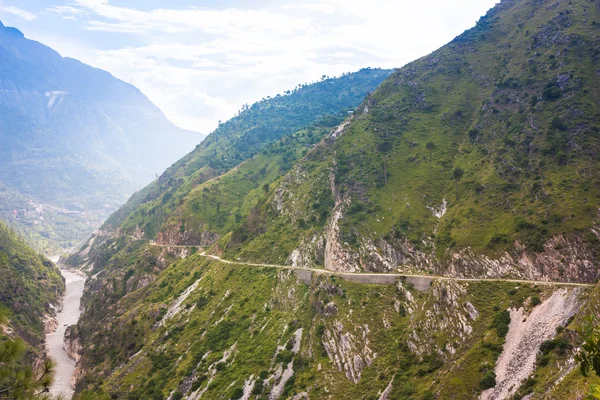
0,219 -> 65,395
74,255 -> 600,400
65,0 -> 600,398
0,220 -> 63,345
100,68 -> 392,241
215,0 -> 600,282
76,0 -> 600,283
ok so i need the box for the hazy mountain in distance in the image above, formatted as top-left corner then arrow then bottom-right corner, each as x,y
0,20 -> 204,253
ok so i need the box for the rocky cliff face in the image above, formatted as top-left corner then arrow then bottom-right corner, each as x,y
156,226 -> 219,247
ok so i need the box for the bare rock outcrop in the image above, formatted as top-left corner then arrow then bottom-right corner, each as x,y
324,203 -> 360,273
407,280 -> 478,358
447,234 -> 600,283
322,321 -> 375,383
156,225 -> 219,247
64,326 -> 82,362
287,234 -> 325,269
378,378 -> 394,400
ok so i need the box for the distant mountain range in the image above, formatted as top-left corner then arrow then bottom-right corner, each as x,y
0,20 -> 204,254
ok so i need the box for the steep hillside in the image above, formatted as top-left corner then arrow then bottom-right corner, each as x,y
64,0 -> 600,398
73,253 -> 599,400
74,0 -> 600,282
215,0 -> 600,282
0,220 -> 63,345
100,68 -> 392,240
0,21 -> 203,254
0,219 -> 65,395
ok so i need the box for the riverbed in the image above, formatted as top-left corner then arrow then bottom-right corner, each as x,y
46,268 -> 86,399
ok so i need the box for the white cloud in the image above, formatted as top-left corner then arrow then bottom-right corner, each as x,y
45,0 -> 500,133
0,4 -> 36,21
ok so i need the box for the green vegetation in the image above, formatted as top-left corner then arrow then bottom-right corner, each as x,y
208,0 -> 600,270
0,335 -> 58,400
0,221 -> 64,345
71,251 -> 568,399
0,220 -> 64,399
62,0 -> 600,398
492,310 -> 511,338
76,0 -> 600,277
577,318 -> 600,378
101,68 -> 392,240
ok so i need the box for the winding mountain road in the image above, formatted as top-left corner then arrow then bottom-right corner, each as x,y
148,241 -> 596,288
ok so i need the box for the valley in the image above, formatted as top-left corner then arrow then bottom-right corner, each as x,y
0,21 -> 204,255
1,0 -> 600,398
46,267 -> 86,398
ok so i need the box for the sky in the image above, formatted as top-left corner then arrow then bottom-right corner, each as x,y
0,0 -> 499,134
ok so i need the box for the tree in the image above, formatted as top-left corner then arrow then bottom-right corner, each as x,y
0,337 -> 60,399
452,166 -> 464,191
576,317 -> 600,400
577,318 -> 600,377
262,183 -> 270,194
426,142 -> 436,175
377,136 -> 393,185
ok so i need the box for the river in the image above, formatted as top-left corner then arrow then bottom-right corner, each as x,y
46,267 -> 86,399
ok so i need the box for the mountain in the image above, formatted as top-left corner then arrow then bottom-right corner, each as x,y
0,220 -> 63,345
64,0 -> 600,398
0,21 -> 203,254
0,219 -> 64,396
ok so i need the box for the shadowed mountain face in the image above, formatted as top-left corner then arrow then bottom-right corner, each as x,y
0,21 -> 203,253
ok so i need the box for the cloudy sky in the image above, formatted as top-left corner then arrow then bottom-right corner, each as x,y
0,0 -> 498,134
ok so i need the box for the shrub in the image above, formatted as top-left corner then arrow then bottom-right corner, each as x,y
282,374 -> 296,397
537,353 -> 550,367
480,371 -> 497,389
542,83 -> 562,101
492,310 -> 511,338
540,338 -> 571,355
215,362 -> 226,371
316,323 -> 325,336
276,350 -> 294,365
172,391 -> 184,400
531,296 -> 541,306
422,390 -> 436,400
550,117 -> 567,131
231,388 -> 244,399
488,233 -> 510,248
252,379 -> 264,395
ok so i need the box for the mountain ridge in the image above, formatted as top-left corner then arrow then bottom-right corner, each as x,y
0,20 -> 204,254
